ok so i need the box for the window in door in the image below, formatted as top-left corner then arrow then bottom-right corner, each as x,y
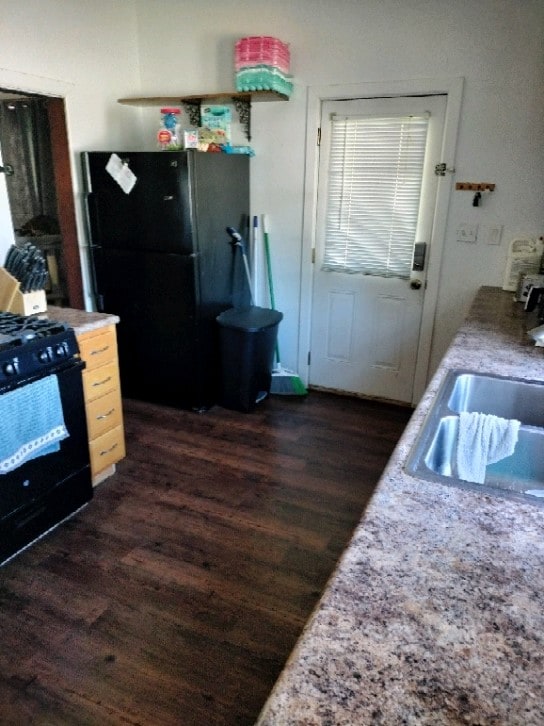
322,113 -> 429,278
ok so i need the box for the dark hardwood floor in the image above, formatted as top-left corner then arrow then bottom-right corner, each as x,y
0,391 -> 411,725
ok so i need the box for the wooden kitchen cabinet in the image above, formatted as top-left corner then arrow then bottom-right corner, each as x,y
77,324 -> 126,485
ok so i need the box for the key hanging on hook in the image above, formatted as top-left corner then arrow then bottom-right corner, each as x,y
473,191 -> 482,207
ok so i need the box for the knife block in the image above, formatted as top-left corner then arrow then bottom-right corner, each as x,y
0,267 -> 47,315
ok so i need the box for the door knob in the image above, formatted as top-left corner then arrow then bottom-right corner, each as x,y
410,279 -> 422,290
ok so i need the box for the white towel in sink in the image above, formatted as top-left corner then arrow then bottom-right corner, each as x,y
456,412 -> 521,485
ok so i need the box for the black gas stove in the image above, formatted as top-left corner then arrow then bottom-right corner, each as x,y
0,311 -> 80,390
0,311 -> 92,566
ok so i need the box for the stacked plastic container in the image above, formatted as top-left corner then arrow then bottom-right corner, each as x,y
235,36 -> 293,97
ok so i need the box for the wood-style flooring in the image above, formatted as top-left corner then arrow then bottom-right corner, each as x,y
0,390 -> 411,725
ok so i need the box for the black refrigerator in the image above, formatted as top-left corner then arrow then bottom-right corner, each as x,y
82,150 -> 250,410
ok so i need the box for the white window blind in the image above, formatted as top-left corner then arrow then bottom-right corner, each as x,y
322,114 -> 429,278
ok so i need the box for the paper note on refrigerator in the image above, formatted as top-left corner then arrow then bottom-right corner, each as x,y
105,153 -> 137,194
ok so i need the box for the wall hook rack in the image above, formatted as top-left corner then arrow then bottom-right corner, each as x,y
455,182 -> 495,207
455,182 -> 495,192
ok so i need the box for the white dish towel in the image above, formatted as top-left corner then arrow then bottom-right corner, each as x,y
0,375 -> 68,474
456,412 -> 521,484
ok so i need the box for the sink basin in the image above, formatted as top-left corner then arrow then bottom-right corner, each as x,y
406,370 -> 544,505
422,415 -> 544,488
448,372 -> 544,427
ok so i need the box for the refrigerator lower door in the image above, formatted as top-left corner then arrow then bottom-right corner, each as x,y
94,248 -> 220,409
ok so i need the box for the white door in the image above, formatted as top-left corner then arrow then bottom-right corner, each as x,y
0,144 -> 15,263
309,95 -> 446,404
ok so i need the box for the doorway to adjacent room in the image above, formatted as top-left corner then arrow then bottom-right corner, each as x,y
0,88 -> 83,309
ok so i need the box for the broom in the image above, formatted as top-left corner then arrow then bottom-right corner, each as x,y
262,215 -> 307,396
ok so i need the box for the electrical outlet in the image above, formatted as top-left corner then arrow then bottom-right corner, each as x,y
486,225 -> 503,245
456,223 -> 479,243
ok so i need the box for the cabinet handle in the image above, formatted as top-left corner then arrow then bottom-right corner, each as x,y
90,345 -> 110,356
96,408 -> 115,420
92,375 -> 112,387
99,442 -> 118,457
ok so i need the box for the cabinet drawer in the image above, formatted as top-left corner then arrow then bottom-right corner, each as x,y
83,360 -> 120,402
89,425 -> 125,477
85,387 -> 123,440
78,326 -> 117,370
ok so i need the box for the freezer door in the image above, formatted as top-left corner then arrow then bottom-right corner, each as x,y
190,152 -> 251,311
82,151 -> 193,254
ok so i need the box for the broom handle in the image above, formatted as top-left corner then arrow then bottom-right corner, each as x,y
262,215 -> 276,310
262,215 -> 280,365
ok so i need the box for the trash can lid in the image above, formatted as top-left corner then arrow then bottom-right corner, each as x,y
216,306 -> 283,331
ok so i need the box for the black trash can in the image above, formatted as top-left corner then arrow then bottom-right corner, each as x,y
216,306 -> 283,412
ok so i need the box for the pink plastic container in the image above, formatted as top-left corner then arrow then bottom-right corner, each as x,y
235,36 -> 290,74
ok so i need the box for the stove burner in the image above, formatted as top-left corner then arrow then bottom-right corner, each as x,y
0,312 -> 69,352
0,312 -> 78,388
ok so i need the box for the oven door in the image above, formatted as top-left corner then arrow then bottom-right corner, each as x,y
0,360 -> 92,564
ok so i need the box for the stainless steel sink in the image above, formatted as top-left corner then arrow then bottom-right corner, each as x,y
406,370 -> 544,504
447,372 -> 544,427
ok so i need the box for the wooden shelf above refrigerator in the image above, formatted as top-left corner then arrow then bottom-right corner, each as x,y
117,90 -> 289,105
117,90 -> 289,140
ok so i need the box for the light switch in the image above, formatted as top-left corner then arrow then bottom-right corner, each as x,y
456,223 -> 479,243
486,225 -> 503,245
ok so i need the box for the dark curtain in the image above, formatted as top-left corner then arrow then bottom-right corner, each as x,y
0,99 -> 58,232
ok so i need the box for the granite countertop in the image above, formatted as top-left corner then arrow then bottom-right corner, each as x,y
257,287 -> 544,725
45,306 -> 119,335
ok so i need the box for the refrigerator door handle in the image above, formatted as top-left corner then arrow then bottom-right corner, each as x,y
86,192 -> 102,245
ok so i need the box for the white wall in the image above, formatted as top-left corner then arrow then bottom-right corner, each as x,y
134,0 -> 544,381
0,0 -> 144,308
1,1 -> 543,384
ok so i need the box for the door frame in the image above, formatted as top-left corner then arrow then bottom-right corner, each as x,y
0,67 -> 84,309
298,77 -> 464,405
